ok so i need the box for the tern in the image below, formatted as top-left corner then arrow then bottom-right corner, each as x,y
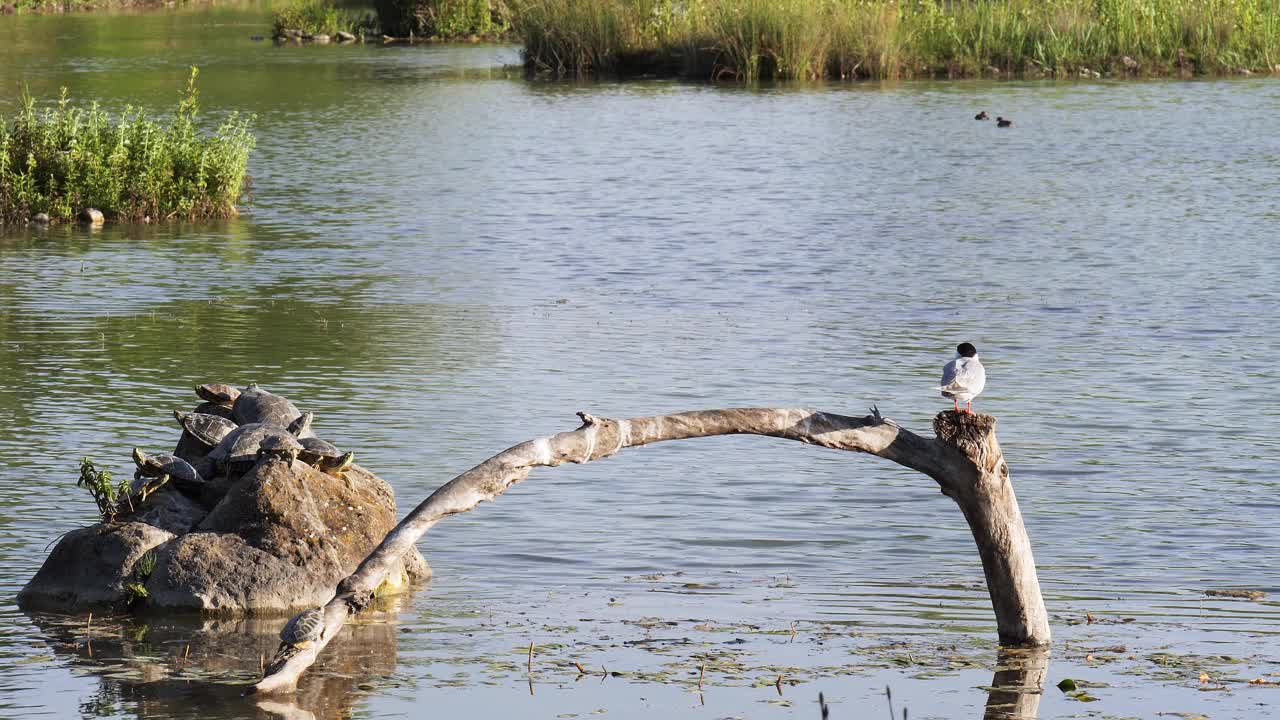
939,342 -> 986,414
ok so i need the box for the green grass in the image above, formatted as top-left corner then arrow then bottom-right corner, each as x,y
272,0 -> 377,37
509,0 -> 1280,79
374,0 -> 510,38
7,0 -> 185,11
0,69 -> 255,224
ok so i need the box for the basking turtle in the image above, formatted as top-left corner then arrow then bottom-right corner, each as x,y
232,384 -> 303,428
124,472 -> 169,507
280,607 -> 326,648
288,411 -> 314,438
208,422 -> 306,476
298,437 -> 355,476
265,606 -> 328,673
257,433 -> 304,464
195,383 -> 241,407
132,448 -> 204,495
174,410 -> 239,448
192,401 -> 235,421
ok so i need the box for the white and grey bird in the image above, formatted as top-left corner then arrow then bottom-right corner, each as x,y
938,342 -> 986,414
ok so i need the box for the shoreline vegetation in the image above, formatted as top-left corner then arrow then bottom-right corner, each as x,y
8,0 -> 1278,80
283,0 -> 1280,81
271,0 -> 509,42
509,0 -> 1280,80
1,0 -> 194,13
0,70 -> 255,225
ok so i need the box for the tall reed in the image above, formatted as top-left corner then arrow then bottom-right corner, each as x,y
511,0 -> 1280,80
0,69 -> 255,224
375,0 -> 510,38
272,0 -> 377,37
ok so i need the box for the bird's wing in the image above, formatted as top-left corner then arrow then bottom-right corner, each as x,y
939,358 -> 985,393
939,358 -> 961,389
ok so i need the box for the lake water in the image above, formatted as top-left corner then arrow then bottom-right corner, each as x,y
1,5 -> 1278,720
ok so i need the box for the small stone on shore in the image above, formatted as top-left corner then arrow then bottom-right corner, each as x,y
78,208 -> 104,226
31,212 -> 50,224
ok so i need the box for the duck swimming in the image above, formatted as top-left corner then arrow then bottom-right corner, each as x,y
996,116 -> 1013,127
975,111 -> 989,120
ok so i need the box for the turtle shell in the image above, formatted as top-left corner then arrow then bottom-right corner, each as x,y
232,385 -> 302,428
127,473 -> 169,498
257,434 -> 303,462
195,383 -> 241,406
209,423 -> 302,467
297,437 -> 354,473
280,607 -> 326,647
175,411 -> 239,447
132,450 -> 203,493
192,401 -> 235,421
298,437 -> 341,459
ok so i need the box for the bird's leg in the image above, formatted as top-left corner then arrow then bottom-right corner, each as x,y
965,401 -> 973,415
953,399 -> 960,413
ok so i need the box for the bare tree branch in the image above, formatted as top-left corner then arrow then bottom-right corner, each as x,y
251,407 -> 1048,694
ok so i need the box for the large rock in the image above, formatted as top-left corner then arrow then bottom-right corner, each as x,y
18,522 -> 174,611
124,486 -> 207,535
78,207 -> 105,225
20,455 -> 428,615
144,458 -> 429,614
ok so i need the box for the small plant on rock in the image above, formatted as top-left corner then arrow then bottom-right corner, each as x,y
124,551 -> 157,608
123,581 -> 150,606
77,457 -> 131,522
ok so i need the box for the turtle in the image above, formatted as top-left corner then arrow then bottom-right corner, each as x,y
280,607 -> 326,649
257,433 -> 304,464
174,410 -> 239,448
265,606 -> 326,671
296,437 -> 356,477
132,448 -> 204,495
192,401 -> 235,421
232,384 -> 306,430
124,471 -> 170,508
265,606 -> 327,671
195,383 -> 241,407
207,422 -> 306,477
289,411 -> 314,438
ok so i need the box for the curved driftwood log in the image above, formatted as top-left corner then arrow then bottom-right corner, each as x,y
252,407 -> 1049,694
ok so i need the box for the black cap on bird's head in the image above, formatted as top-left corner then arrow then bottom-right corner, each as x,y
957,342 -> 978,358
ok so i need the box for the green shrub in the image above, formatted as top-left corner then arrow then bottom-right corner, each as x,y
375,0 -> 510,38
0,68 -> 255,224
272,0 -> 377,37
76,457 -> 131,523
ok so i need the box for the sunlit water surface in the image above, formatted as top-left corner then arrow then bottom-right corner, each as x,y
0,5 -> 1278,720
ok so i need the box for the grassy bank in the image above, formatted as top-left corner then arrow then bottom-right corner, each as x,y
509,0 -> 1280,80
3,0 -> 192,12
272,0 -> 376,37
374,0 -> 509,38
0,70 -> 255,224
271,0 -> 508,40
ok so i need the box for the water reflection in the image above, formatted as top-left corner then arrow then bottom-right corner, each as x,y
983,646 -> 1049,720
25,595 -> 411,720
